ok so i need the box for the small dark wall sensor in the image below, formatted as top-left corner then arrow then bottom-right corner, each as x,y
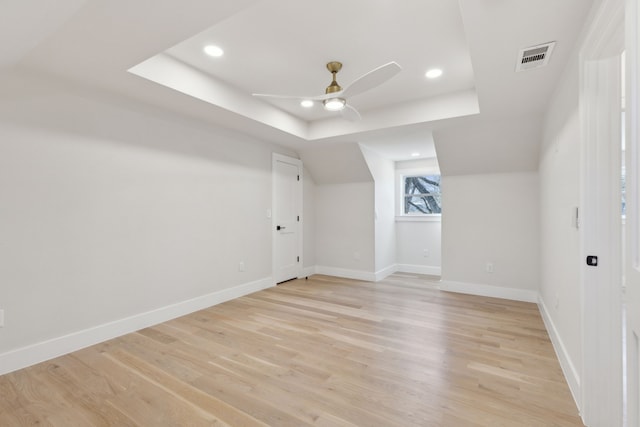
586,255 -> 598,266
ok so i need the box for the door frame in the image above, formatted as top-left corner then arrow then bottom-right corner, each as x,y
625,0 -> 640,424
579,0 -> 625,424
271,153 -> 303,284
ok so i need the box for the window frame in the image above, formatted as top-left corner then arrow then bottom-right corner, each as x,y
396,168 -> 442,220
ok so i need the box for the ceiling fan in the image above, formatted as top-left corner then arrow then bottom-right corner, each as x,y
252,61 -> 402,121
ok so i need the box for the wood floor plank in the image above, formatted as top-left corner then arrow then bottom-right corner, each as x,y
0,274 -> 583,426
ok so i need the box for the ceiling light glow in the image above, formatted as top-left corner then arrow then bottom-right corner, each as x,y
425,68 -> 443,79
323,98 -> 346,111
300,100 -> 314,108
204,45 -> 224,57
411,152 -> 421,157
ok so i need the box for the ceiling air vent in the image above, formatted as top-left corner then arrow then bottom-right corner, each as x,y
515,41 -> 556,72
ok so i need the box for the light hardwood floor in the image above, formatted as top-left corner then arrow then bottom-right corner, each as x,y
0,274 -> 583,426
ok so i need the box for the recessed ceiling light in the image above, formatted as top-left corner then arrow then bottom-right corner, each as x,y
300,100 -> 314,108
411,152 -> 421,157
204,45 -> 224,57
425,68 -> 443,79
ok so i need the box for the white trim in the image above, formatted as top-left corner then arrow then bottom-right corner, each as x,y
395,167 -> 441,217
438,280 -> 538,303
374,264 -> 398,281
626,1 -> 640,425
312,264 -> 442,281
538,296 -> 582,410
300,266 -> 316,278
0,277 -> 273,376
395,215 -> 441,222
315,265 -> 377,282
396,264 -> 442,276
398,172 -> 442,216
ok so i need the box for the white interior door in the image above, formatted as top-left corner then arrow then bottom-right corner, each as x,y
625,0 -> 640,423
580,1 -> 624,424
581,54 -> 624,426
272,154 -> 302,284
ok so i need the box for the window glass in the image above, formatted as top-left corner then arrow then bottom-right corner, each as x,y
403,175 -> 441,215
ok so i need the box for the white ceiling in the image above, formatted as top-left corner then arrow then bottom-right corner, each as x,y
1,0 -> 594,172
359,131 -> 437,162
165,0 -> 475,123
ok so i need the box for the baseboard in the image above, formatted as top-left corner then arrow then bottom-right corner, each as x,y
308,264 -> 442,282
438,280 -> 538,303
299,266 -> 316,278
0,277 -> 274,376
396,264 -> 442,276
315,265 -> 376,282
538,296 -> 582,411
375,264 -> 398,281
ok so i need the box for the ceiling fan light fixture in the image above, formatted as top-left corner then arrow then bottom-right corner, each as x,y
323,97 -> 346,111
425,68 -> 443,79
203,45 -> 224,57
300,100 -> 314,108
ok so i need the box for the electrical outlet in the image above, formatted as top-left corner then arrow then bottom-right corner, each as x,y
423,249 -> 429,258
0,309 -> 4,328
486,262 -> 494,273
238,261 -> 245,272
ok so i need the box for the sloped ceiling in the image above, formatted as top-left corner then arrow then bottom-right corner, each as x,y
299,143 -> 373,185
0,0 -> 594,179
0,0 -> 88,68
434,115 -> 543,176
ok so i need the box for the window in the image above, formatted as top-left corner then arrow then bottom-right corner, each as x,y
402,175 -> 441,215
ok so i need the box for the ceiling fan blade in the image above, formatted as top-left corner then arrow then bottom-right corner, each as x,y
252,92 -> 339,101
341,62 -> 402,98
341,104 -> 361,122
252,93 -> 306,100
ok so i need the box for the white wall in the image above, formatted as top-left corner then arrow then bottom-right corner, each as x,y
0,71 -> 296,371
440,172 -> 540,301
396,221 -> 441,275
314,182 -> 376,279
360,145 -> 396,276
395,158 -> 442,275
539,42 -> 583,395
301,142 -> 377,280
302,166 -> 316,273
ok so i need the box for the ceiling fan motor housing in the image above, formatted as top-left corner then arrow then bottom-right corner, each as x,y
325,61 -> 343,94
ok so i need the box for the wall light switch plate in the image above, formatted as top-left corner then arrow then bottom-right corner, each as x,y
0,309 -> 4,328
